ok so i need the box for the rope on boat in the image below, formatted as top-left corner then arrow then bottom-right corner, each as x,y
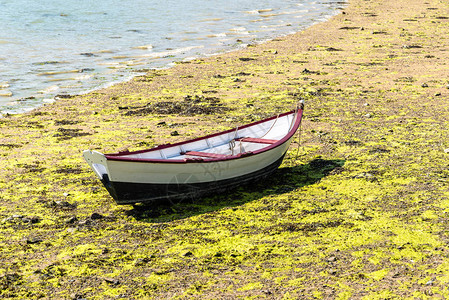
229,126 -> 239,155
295,100 -> 305,159
295,121 -> 302,159
229,139 -> 235,155
260,113 -> 280,139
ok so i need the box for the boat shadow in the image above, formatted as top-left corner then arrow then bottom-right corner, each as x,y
127,158 -> 345,223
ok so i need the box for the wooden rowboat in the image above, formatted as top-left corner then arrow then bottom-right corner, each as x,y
83,102 -> 304,205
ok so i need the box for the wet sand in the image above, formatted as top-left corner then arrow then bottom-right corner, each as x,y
2,0 -> 449,298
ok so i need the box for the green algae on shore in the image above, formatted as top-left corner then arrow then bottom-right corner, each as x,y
2,0 -> 449,298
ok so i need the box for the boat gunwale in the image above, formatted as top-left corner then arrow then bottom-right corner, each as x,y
104,109 -> 303,164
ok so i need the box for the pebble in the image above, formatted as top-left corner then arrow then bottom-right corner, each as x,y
354,172 -> 375,181
23,216 -> 40,224
78,219 -> 91,226
444,148 -> 449,153
2,217 -> 13,223
90,212 -> 103,220
421,83 -> 428,88
53,200 -> 77,210
3,215 -> 41,224
25,237 -> 42,244
364,113 -> 372,118
43,98 -> 55,103
66,216 -> 78,224
67,227 -> 78,233
104,277 -> 120,286
327,256 -> 337,262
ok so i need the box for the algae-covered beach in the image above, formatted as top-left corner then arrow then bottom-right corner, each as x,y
2,0 -> 449,298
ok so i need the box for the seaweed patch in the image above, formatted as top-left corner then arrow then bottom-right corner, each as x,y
53,128 -> 91,140
123,96 -> 231,116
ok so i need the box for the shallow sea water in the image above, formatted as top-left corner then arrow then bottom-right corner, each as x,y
0,0 -> 345,114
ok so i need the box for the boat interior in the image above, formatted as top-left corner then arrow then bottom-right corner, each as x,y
113,112 -> 297,161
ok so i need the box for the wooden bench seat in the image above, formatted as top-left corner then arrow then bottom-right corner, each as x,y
184,151 -> 228,159
235,137 -> 278,144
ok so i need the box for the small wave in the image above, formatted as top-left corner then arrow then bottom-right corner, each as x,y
199,18 -> 224,22
207,33 -> 227,38
225,32 -> 250,37
74,74 -> 94,81
96,49 -> 115,54
37,85 -> 59,94
112,55 -> 131,59
282,9 -> 308,15
97,62 -> 120,66
261,23 -> 292,29
106,64 -> 128,69
136,46 -> 204,59
46,78 -> 69,82
37,70 -> 81,76
0,82 -> 10,89
245,8 -> 274,14
259,13 -> 281,18
132,45 -> 153,50
0,90 -> 13,97
0,40 -> 16,44
230,27 -> 247,32
119,60 -> 146,67
258,9 -> 274,13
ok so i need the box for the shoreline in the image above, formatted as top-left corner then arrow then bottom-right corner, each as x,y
0,1 -> 344,116
2,0 -> 449,298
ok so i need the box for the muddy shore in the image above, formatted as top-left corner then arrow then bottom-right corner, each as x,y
2,0 -> 449,298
